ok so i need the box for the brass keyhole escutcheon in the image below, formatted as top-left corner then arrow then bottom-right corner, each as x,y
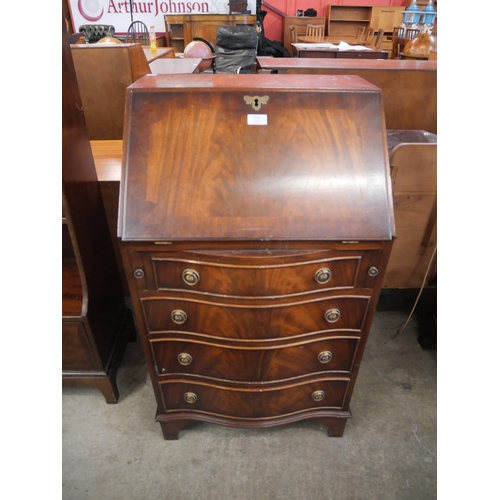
184,392 -> 197,404
311,390 -> 325,402
177,353 -> 193,366
171,310 -> 187,325
182,269 -> 200,286
314,267 -> 332,284
243,95 -> 269,111
368,266 -> 379,277
324,308 -> 341,323
134,268 -> 144,279
317,351 -> 333,363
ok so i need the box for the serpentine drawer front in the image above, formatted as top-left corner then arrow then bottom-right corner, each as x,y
118,75 -> 395,439
131,249 -> 385,296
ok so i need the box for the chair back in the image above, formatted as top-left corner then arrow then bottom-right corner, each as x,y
373,29 -> 385,49
214,25 -> 258,74
391,27 -> 420,58
289,25 -> 298,44
126,21 -> 150,45
79,24 -> 115,44
355,27 -> 366,42
391,26 -> 406,58
305,24 -> 325,37
361,27 -> 375,45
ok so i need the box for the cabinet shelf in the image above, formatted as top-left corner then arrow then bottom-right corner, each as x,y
327,4 -> 405,45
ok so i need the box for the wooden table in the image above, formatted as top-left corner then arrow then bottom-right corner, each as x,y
292,43 -> 388,59
143,46 -> 175,62
149,57 -> 203,74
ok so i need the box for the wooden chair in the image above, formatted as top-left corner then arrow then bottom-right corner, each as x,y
289,25 -> 298,44
391,27 -> 406,59
126,20 -> 149,45
373,29 -> 385,49
355,27 -> 366,42
305,24 -> 325,37
362,27 -> 375,45
391,27 -> 420,58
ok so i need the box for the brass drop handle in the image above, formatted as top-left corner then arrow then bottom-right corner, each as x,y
171,309 -> 187,324
311,390 -> 325,402
177,353 -> 193,366
317,351 -> 333,363
182,269 -> 200,285
324,308 -> 341,323
184,392 -> 197,404
314,267 -> 332,284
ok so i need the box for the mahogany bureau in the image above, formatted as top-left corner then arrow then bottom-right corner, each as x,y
118,74 -> 395,439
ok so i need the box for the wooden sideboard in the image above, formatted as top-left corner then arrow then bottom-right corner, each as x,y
256,58 -> 437,135
164,14 -> 256,53
117,74 -> 394,439
326,5 -> 405,51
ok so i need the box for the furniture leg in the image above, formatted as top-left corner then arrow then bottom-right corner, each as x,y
159,420 -> 190,440
315,417 -> 348,437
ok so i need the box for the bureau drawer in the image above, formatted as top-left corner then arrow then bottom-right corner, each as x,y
159,378 -> 349,418
142,295 -> 370,339
151,336 -> 359,381
131,249 -> 384,297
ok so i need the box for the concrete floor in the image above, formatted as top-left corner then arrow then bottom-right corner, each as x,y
62,298 -> 437,500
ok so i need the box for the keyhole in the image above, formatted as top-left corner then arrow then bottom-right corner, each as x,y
254,98 -> 259,107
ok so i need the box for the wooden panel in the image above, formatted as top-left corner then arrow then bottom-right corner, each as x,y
71,43 -> 151,140
119,74 -> 394,242
62,321 -> 98,371
370,6 -> 405,33
384,144 -> 437,288
274,60 -> 436,134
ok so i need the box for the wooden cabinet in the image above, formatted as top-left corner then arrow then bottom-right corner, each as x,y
327,5 -> 372,39
326,5 -> 404,47
118,74 -> 394,439
370,6 -> 405,49
62,17 -> 135,403
283,16 -> 327,57
164,14 -> 256,53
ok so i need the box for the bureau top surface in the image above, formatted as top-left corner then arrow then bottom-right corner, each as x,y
119,74 -> 395,242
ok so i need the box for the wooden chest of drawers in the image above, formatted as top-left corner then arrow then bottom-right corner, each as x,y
119,74 -> 394,439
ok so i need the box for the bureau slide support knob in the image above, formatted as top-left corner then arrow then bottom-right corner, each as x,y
324,308 -> 341,323
177,353 -> 193,366
317,351 -> 333,363
182,269 -> 200,285
171,310 -> 188,325
184,392 -> 197,404
311,390 -> 325,402
134,268 -> 145,279
314,267 -> 332,284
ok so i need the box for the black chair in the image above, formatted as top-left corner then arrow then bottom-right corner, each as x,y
78,24 -> 115,44
214,25 -> 258,74
126,21 -> 149,45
